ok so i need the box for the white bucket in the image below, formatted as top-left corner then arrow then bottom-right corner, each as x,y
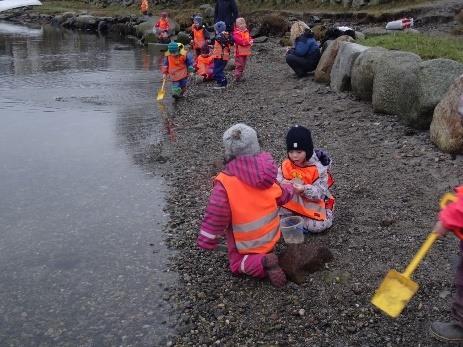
280,216 -> 304,244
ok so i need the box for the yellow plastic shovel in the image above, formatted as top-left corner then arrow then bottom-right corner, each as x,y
371,193 -> 457,318
156,75 -> 166,101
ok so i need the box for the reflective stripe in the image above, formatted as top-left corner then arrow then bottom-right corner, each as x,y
200,230 -> 217,239
240,255 -> 249,274
233,210 -> 278,232
235,226 -> 279,251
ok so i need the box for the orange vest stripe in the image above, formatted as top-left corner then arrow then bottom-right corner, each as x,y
192,26 -> 206,49
281,159 -> 330,221
158,19 -> 169,31
212,40 -> 230,61
216,172 -> 282,254
196,55 -> 213,75
166,54 -> 188,81
234,31 -> 252,56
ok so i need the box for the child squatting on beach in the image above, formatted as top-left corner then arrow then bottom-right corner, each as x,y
430,186 -> 463,342
197,123 -> 294,288
154,12 -> 170,44
161,42 -> 195,99
277,125 -> 335,233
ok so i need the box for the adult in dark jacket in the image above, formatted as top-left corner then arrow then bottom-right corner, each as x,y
286,22 -> 321,78
214,0 -> 239,32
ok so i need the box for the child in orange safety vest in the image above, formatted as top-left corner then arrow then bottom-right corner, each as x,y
154,12 -> 170,44
161,42 -> 195,99
277,125 -> 335,233
212,21 -> 232,89
190,15 -> 210,59
232,17 -> 253,82
197,123 -> 294,288
195,44 -> 214,81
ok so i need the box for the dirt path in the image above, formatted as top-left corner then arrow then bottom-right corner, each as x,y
162,39 -> 462,346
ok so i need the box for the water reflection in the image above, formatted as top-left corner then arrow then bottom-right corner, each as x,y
0,23 -> 176,346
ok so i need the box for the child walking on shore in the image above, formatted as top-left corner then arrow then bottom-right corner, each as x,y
211,21 -> 232,89
232,17 -> 252,82
197,123 -> 294,288
430,186 -> 463,342
277,125 -> 335,233
161,42 -> 195,99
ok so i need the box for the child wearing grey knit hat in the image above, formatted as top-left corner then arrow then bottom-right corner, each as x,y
223,123 -> 260,162
197,123 -> 294,288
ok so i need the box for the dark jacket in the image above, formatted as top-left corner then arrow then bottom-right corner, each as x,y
287,32 -> 320,58
214,0 -> 239,31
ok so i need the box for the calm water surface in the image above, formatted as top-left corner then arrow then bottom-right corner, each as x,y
0,22 -> 175,346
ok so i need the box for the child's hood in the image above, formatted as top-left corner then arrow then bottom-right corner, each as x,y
223,152 -> 278,189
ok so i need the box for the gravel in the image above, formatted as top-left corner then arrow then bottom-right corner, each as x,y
158,38 -> 462,346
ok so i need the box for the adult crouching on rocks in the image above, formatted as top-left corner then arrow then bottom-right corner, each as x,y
286,21 -> 321,78
214,0 -> 239,32
197,123 -> 293,288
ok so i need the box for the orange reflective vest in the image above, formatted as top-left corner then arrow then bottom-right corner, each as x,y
233,30 -> 252,56
156,18 -> 169,31
281,159 -> 335,221
192,25 -> 206,49
140,0 -> 148,12
163,53 -> 188,81
196,55 -> 214,76
212,40 -> 230,61
216,172 -> 282,254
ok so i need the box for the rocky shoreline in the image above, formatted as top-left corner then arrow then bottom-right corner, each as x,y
160,38 -> 462,345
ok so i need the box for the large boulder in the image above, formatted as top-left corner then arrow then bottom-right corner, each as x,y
415,59 -> 463,127
430,75 -> 463,154
351,47 -> 387,101
330,42 -> 368,92
75,15 -> 98,30
372,51 -> 422,123
258,14 -> 290,37
199,4 -> 214,23
314,35 -> 354,84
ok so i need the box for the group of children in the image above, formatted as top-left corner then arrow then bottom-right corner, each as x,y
197,122 -> 463,342
198,124 -> 335,288
159,14 -> 253,98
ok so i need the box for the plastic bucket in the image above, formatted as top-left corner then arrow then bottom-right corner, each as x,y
280,216 -> 304,244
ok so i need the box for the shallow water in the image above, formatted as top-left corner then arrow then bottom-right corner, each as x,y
0,22 -> 175,346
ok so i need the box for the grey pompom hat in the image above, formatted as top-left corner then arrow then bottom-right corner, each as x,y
223,123 -> 260,161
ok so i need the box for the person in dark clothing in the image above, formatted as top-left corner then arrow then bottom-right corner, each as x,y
214,0 -> 239,32
286,23 -> 321,78
320,26 -> 356,48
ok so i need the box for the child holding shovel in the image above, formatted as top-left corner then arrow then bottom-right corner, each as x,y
197,123 -> 294,288
430,186 -> 463,342
161,42 -> 195,99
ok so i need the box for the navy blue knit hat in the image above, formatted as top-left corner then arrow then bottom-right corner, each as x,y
286,125 -> 314,158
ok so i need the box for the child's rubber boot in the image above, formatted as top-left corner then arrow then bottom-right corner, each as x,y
172,86 -> 182,100
430,321 -> 463,342
262,253 -> 287,288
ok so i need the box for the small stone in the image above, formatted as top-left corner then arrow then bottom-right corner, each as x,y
439,290 -> 451,299
298,308 -> 305,316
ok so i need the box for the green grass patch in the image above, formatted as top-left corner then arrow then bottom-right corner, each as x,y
359,33 -> 463,63
37,0 -> 140,16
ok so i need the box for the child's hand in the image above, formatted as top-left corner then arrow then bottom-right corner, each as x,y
434,221 -> 451,237
293,183 -> 305,194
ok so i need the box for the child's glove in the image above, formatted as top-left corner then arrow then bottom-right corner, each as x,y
315,149 -> 331,166
187,66 -> 195,73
